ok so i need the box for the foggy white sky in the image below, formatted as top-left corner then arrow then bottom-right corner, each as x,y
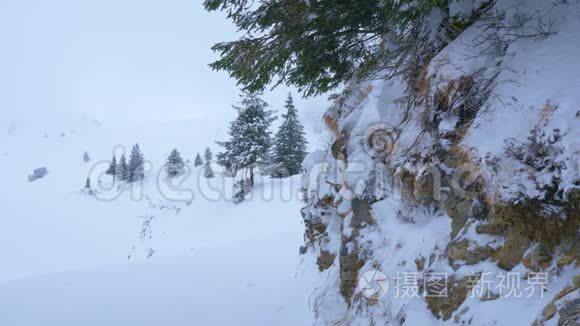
0,0 -> 328,133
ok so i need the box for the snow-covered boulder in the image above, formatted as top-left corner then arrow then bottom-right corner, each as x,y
28,167 -> 48,182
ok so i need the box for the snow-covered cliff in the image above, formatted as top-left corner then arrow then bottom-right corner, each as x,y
301,0 -> 579,324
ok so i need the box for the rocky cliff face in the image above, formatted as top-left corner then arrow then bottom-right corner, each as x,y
300,1 -> 579,324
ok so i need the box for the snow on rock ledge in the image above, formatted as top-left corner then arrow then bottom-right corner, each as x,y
301,0 -> 579,324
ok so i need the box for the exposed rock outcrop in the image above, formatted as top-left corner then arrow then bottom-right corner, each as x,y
300,1 -> 580,324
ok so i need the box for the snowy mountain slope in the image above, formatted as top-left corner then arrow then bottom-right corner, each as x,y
0,221 -> 319,326
1,116 -> 221,279
0,114 -> 321,325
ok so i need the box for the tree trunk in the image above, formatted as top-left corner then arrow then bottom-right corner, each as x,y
249,166 -> 254,186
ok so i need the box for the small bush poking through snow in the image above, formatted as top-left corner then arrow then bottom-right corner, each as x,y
233,179 -> 247,204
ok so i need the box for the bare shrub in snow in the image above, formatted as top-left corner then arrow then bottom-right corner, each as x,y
504,114 -> 573,203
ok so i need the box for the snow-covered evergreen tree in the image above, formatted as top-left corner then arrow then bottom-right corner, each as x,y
204,147 -> 213,162
128,144 -> 145,182
270,93 -> 308,178
83,151 -> 91,162
194,153 -> 203,167
203,160 -> 214,178
203,147 -> 214,178
217,93 -> 275,185
203,0 -> 445,96
165,148 -> 185,177
83,176 -> 94,195
118,154 -> 128,181
233,179 -> 247,204
216,152 -> 234,176
106,156 -> 117,180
